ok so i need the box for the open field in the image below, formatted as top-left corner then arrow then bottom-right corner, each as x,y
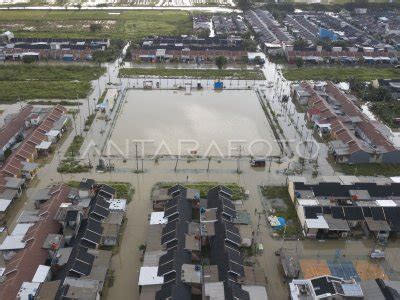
282,67 -> 400,81
119,67 -> 265,80
0,10 -> 193,39
0,64 -> 104,102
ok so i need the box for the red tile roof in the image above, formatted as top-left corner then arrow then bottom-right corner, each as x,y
0,106 -> 33,149
0,184 -> 70,300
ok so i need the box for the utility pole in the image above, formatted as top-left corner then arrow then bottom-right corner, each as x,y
174,156 -> 178,172
135,143 -> 139,172
87,97 -> 91,116
236,145 -> 242,174
268,156 -> 272,173
207,157 -> 211,172
57,150 -> 64,183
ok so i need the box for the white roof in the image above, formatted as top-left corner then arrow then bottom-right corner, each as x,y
45,130 -> 60,137
376,200 -> 397,207
242,285 -> 269,300
35,141 -> 52,150
0,267 -> 5,276
12,223 -> 34,236
247,52 -> 266,60
298,199 -> 319,206
108,199 -> 127,211
390,177 -> 400,183
150,212 -> 167,225
138,267 -> 164,286
305,216 -> 329,229
32,265 -> 51,283
0,199 -> 12,212
0,235 -> 26,250
205,282 -> 225,299
17,282 -> 40,300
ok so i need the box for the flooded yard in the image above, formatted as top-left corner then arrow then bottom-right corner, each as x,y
108,89 -> 280,158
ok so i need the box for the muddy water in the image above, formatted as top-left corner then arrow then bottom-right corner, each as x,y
108,89 -> 280,157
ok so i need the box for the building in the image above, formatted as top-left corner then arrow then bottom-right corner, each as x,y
0,185 -> 70,300
0,34 -> 110,62
288,177 -> 400,239
131,36 -> 247,63
289,275 -> 363,299
300,81 -> 400,164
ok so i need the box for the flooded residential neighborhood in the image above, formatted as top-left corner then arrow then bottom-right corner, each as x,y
1,2 -> 400,300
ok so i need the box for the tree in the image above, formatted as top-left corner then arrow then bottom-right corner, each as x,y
253,56 -> 265,66
22,55 -> 36,64
237,0 -> 250,10
293,38 -> 308,50
295,57 -> 304,69
90,23 -> 102,32
215,56 -> 228,70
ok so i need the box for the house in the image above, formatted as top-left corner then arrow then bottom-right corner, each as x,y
292,84 -> 311,106
302,81 -> 400,164
0,185 -> 70,300
54,203 -> 83,244
289,275 -> 363,299
78,178 -> 95,198
0,105 -> 33,159
288,178 -> 400,239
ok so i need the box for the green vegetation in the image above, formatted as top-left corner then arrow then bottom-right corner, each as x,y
370,102 -> 400,128
84,114 -> 96,131
119,68 -> 265,80
261,186 -> 302,238
68,180 -> 134,202
335,163 -> 400,177
0,64 -> 104,102
0,10 -> 192,40
282,67 -> 400,81
105,182 -> 134,202
0,64 -> 104,81
66,135 -> 84,157
58,158 -> 91,173
347,77 -> 400,129
157,182 -> 245,200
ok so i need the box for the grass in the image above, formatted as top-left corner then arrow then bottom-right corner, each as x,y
0,10 -> 192,40
369,101 -> 400,129
68,180 -> 134,202
0,64 -> 104,102
0,64 -> 104,81
84,113 -> 96,131
157,182 -> 245,200
334,163 -> 400,177
119,68 -> 265,80
282,66 -> 400,81
58,158 -> 91,173
65,135 -> 85,157
261,186 -> 302,238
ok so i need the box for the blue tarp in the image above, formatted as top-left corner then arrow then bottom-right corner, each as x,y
273,217 -> 286,230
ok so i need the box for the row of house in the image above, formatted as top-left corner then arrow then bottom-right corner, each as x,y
0,178 -> 127,299
131,36 -> 246,63
284,44 -> 398,64
293,81 -> 400,164
288,177 -> 400,240
140,184 -> 267,299
0,105 -> 70,222
0,31 -> 110,61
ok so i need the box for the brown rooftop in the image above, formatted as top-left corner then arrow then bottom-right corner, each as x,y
0,185 -> 70,300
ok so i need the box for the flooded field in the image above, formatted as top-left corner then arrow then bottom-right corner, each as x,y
108,89 -> 280,158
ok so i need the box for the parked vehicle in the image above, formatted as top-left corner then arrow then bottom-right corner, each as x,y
250,158 -> 266,167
